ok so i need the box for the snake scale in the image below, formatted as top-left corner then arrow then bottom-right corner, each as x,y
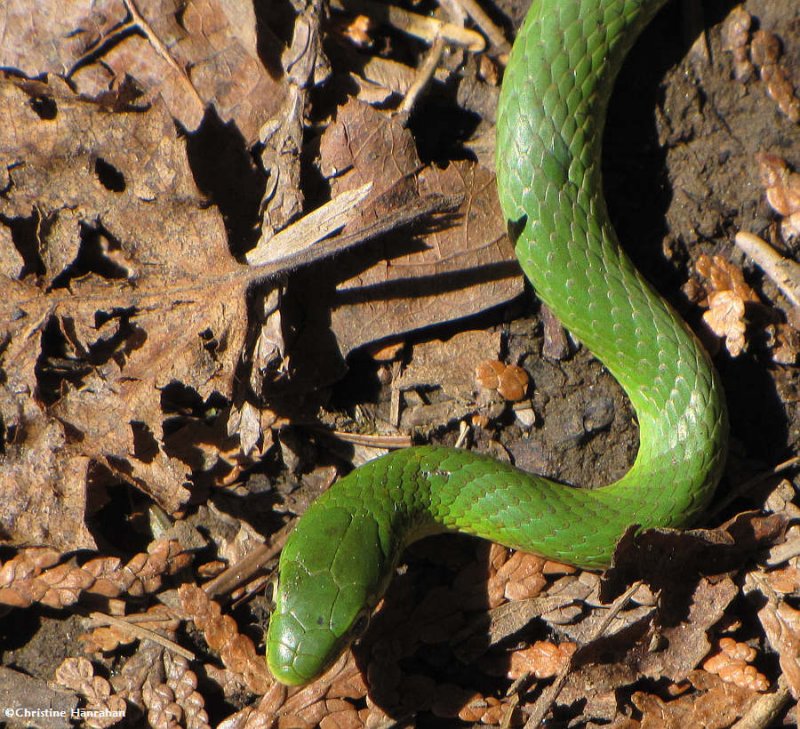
266,0 -> 729,686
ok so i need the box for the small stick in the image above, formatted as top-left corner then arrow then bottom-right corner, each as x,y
306,426 -> 412,449
734,231 -> 800,308
334,0 -> 485,51
522,581 -> 644,728
89,612 -> 196,660
203,521 -> 295,599
247,183 -> 373,265
448,0 -> 510,54
400,35 -> 446,115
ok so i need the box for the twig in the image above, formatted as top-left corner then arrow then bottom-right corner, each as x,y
88,612 -> 195,660
734,231 -> 800,308
247,182 -> 373,265
454,419 -> 470,449
522,581 -> 645,728
203,521 -> 296,599
333,0 -> 485,51
121,0 -> 204,107
447,0 -> 509,53
305,426 -> 412,450
400,35 -> 446,115
246,191 -> 462,286
2,191 -> 462,316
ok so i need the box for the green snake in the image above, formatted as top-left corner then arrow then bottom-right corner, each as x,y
266,0 -> 729,686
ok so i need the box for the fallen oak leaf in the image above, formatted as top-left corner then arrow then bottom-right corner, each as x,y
1,73 -> 458,550
1,0 -> 287,145
0,75 -> 246,535
603,511 -> 787,609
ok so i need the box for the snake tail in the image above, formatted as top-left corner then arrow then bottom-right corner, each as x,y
266,0 -> 728,686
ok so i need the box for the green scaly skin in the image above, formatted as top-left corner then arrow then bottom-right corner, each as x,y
266,0 -> 729,686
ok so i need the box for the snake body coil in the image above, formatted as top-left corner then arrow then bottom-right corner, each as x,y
267,0 -> 728,686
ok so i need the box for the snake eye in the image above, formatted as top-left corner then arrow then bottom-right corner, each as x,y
267,575 -> 279,610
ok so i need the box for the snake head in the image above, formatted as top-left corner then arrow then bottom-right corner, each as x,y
266,504 -> 392,685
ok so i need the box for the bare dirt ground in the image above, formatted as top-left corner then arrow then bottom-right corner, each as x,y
1,0 -> 799,726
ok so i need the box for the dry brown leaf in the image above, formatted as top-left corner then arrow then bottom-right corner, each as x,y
276,98 -> 521,389
695,254 -> 760,356
507,640 -> 577,680
764,565 -> 800,593
757,152 -> 800,241
605,564 -> 740,682
328,160 -> 522,356
0,397 -> 97,550
0,74 -> 251,547
632,669 -> 759,729
756,593 -> 800,698
320,98 -> 421,197
1,0 -> 286,144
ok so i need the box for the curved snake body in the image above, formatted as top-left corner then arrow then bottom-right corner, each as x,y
266,0 -> 729,686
